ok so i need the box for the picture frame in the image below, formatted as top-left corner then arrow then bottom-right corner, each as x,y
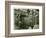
5,1 -> 45,37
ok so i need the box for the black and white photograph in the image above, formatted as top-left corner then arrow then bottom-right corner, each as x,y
14,9 -> 39,30
10,5 -> 43,33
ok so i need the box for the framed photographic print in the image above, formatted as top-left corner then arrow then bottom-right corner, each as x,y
5,1 -> 45,37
